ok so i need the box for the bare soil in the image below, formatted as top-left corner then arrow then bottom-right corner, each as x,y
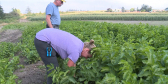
0,19 -> 47,84
0,29 -> 22,43
14,61 -> 46,84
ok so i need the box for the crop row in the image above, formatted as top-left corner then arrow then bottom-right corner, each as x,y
29,15 -> 168,21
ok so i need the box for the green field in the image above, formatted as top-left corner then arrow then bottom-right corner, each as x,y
1,20 -> 168,84
1,11 -> 168,84
87,20 -> 168,26
28,12 -> 168,21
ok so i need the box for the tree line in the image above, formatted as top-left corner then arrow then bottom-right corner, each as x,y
0,6 -> 35,20
107,4 -> 166,12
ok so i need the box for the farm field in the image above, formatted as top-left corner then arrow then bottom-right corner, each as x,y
1,12 -> 168,84
1,20 -> 168,84
86,20 -> 168,26
28,12 -> 168,21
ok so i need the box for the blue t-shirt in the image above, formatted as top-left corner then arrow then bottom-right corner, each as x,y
35,28 -> 84,63
46,2 -> 61,25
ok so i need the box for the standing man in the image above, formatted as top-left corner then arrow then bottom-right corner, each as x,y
46,0 -> 65,29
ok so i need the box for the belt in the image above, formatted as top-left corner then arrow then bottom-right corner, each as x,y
52,24 -> 59,26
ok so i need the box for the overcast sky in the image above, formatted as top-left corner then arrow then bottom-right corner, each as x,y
0,0 -> 168,14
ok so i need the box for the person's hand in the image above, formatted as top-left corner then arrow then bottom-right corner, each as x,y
74,64 -> 76,67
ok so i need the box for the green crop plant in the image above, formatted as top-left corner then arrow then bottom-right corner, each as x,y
1,20 -> 168,83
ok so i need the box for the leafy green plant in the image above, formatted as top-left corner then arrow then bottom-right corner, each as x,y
0,56 -> 21,84
2,20 -> 168,83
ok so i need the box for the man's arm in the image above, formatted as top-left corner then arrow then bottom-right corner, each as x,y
46,14 -> 53,28
67,58 -> 76,67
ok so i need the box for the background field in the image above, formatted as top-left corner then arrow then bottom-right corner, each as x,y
88,20 -> 168,26
1,11 -> 168,84
26,11 -> 168,26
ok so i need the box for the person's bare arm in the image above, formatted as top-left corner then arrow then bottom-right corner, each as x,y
67,58 -> 76,77
67,58 -> 76,67
46,14 -> 53,28
68,59 -> 76,77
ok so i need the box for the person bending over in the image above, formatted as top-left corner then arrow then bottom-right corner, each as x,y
34,28 -> 96,84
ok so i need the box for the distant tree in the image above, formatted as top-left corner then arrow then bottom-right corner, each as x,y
26,7 -> 32,15
130,8 -> 135,12
11,8 -> 21,15
121,7 -> 125,12
137,7 -> 140,11
165,7 -> 168,11
140,4 -> 152,12
147,6 -> 152,12
5,8 -> 20,19
39,11 -> 42,14
0,5 -> 5,19
107,8 -> 112,12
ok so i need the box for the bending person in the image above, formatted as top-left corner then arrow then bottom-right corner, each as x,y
34,28 -> 96,84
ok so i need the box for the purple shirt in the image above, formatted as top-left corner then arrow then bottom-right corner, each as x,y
35,28 -> 84,63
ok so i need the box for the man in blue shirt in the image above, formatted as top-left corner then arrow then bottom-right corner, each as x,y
45,0 -> 65,29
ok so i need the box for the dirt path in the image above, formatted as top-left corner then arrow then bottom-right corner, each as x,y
19,19 -> 30,23
14,61 -> 46,84
0,19 -> 47,84
0,29 -> 22,43
0,19 -> 31,43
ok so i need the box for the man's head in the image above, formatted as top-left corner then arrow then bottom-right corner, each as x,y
81,39 -> 96,59
54,0 -> 65,6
